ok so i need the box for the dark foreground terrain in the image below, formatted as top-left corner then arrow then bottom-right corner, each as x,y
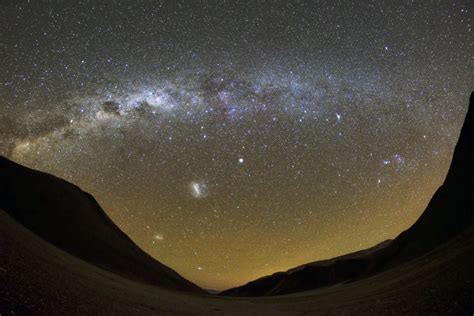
0,94 -> 473,315
222,93 -> 474,297
1,208 -> 473,315
0,156 -> 203,295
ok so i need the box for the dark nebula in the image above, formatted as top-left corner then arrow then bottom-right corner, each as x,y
0,1 -> 472,289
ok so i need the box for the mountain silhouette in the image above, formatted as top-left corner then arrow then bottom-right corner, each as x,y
0,157 -> 204,294
0,93 -> 472,314
221,92 -> 474,297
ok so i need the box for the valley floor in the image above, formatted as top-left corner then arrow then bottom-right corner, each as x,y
1,210 -> 473,315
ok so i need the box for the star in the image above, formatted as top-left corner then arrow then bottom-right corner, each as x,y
1,0 -> 469,291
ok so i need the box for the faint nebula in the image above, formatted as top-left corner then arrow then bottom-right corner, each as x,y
189,180 -> 208,199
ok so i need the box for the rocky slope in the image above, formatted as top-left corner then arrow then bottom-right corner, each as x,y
0,157 -> 204,294
222,92 -> 474,297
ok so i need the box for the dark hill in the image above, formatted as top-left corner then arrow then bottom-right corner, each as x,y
0,157 -> 204,294
221,92 -> 474,297
0,94 -> 473,314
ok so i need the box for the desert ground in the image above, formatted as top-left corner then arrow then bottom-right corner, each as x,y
1,207 -> 473,315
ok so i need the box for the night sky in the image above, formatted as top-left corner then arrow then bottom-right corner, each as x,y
0,1 -> 472,290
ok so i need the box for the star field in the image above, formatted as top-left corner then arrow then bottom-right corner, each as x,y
0,1 -> 472,290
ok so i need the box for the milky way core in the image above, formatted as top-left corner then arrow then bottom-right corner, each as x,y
0,1 -> 472,290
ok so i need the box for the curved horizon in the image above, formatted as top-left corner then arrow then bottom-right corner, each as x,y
1,1 -> 472,291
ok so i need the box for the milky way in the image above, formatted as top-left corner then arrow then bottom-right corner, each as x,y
0,1 -> 472,289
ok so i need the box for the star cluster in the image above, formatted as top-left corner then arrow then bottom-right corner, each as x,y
0,1 -> 472,290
